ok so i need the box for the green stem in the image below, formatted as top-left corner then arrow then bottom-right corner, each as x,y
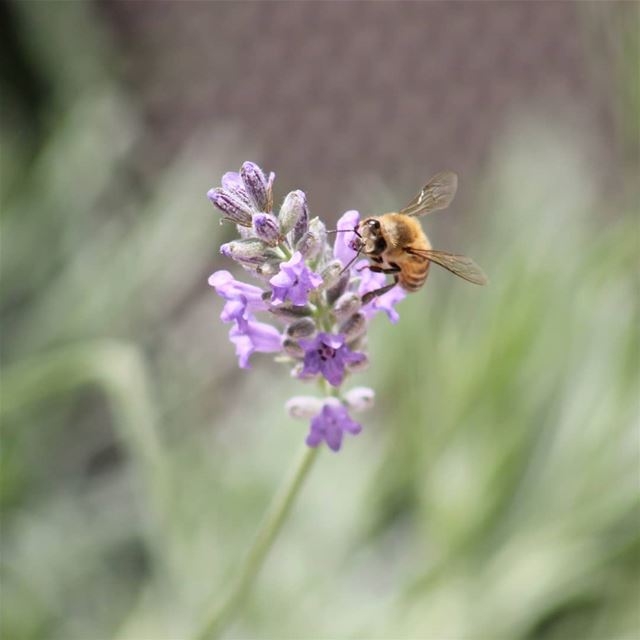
194,444 -> 321,640
278,241 -> 292,260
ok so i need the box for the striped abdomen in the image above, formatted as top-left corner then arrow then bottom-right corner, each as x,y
398,252 -> 431,291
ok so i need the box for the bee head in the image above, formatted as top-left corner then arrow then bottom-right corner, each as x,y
357,217 -> 386,254
358,217 -> 380,239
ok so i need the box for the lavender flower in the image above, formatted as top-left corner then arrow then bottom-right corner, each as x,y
299,333 -> 365,387
334,209 -> 360,267
229,316 -> 282,369
209,270 -> 280,368
286,390 -> 374,452
305,400 -> 362,451
208,270 -> 267,322
270,252 -> 322,306
357,260 -> 407,323
207,161 -> 408,451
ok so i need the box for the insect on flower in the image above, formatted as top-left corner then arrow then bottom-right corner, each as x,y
207,162 -> 486,452
342,172 -> 487,304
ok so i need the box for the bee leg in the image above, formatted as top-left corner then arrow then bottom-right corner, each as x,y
361,276 -> 400,304
367,265 -> 400,274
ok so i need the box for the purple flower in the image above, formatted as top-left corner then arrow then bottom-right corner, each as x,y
229,316 -> 282,369
209,271 -> 281,367
356,260 -> 406,323
334,210 -> 360,268
305,400 -> 362,451
270,252 -> 322,306
299,332 -> 365,386
208,270 -> 267,322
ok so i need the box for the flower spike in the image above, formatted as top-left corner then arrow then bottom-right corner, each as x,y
207,161 -> 405,451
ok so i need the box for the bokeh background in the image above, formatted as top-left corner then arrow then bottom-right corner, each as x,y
1,2 -> 639,639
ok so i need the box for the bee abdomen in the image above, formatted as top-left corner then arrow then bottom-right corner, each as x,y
399,262 -> 430,291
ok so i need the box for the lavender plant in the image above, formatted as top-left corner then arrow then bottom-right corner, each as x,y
197,162 -> 406,638
207,161 -> 406,452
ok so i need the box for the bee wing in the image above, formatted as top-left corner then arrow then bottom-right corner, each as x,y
399,171 -> 458,217
405,248 -> 488,285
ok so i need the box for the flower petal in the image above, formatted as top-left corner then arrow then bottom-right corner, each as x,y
305,429 -> 323,447
321,356 -> 345,386
334,210 -> 360,267
325,421 -> 343,451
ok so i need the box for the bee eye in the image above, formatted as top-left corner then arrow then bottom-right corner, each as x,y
368,219 -> 380,230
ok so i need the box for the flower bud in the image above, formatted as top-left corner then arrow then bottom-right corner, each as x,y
326,271 -> 350,305
268,303 -> 314,320
253,213 -> 281,246
266,171 -> 275,212
333,292 -> 362,320
283,340 -> 305,358
295,217 -> 325,259
220,239 -> 270,264
279,190 -> 307,236
255,258 -> 282,279
347,335 -> 367,352
346,353 -> 369,372
285,395 -> 325,420
344,386 -> 375,412
236,224 -> 254,239
320,260 -> 343,290
207,188 -> 253,227
240,161 -> 269,212
221,172 -> 252,205
286,318 -> 317,339
293,196 -> 310,245
339,312 -> 367,341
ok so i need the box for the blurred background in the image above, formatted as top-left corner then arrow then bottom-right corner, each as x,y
1,2 -> 638,639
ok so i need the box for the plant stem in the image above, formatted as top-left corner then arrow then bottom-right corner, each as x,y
194,444 -> 320,640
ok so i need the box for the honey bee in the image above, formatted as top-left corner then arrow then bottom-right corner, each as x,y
349,171 -> 487,303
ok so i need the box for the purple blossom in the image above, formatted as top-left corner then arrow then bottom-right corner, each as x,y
299,332 -> 365,387
209,270 -> 280,367
205,161 -> 453,452
334,210 -> 360,268
270,252 -> 322,306
229,316 -> 282,369
208,270 -> 267,322
305,400 -> 362,451
356,260 -> 406,323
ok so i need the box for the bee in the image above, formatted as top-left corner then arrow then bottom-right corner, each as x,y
348,171 -> 487,303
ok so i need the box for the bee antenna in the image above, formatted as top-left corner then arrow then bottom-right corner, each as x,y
326,228 -> 362,238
